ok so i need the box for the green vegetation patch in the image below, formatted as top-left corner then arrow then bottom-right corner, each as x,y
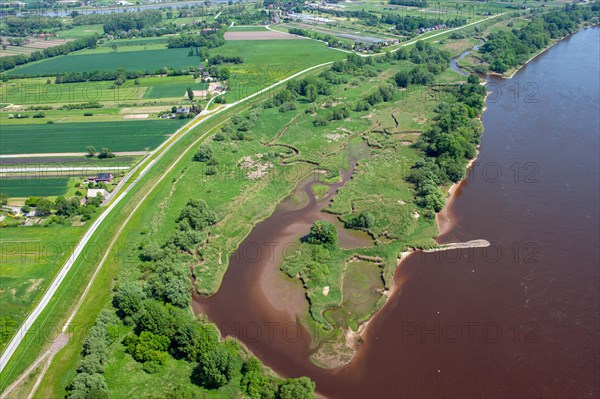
0,120 -> 186,154
7,48 -> 197,77
0,178 -> 69,197
0,225 -> 86,351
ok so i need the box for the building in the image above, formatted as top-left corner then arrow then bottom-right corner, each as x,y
95,173 -> 113,182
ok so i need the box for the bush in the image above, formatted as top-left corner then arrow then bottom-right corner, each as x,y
84,112 -> 93,116
344,212 -> 374,230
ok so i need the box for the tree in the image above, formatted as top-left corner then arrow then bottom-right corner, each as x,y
97,148 -> 114,159
66,373 -> 109,399
125,331 -> 170,364
110,44 -> 118,52
394,71 -> 411,88
186,87 -> 194,101
278,377 -> 316,399
305,84 -> 318,103
113,282 -> 146,320
0,193 -> 7,205
137,300 -> 181,339
193,144 -> 213,162
35,198 -> 53,216
192,345 -> 240,389
86,146 -> 96,157
306,220 -> 338,249
174,321 -> 219,362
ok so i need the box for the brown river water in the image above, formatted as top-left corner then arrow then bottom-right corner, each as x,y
195,27 -> 600,398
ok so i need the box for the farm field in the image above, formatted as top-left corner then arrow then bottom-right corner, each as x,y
0,74 -> 209,106
0,225 -> 86,352
0,37 -> 73,58
212,39 -> 346,99
6,48 -> 197,77
0,119 -> 186,154
0,177 -> 70,197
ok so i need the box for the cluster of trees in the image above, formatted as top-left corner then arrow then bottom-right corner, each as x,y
68,195 -> 316,397
103,11 -> 163,35
3,15 -> 62,36
0,36 -> 98,73
389,0 -> 428,8
86,146 -> 115,159
409,75 -> 486,214
214,106 -> 262,142
22,194 -> 101,220
55,69 -> 143,84
207,55 -> 244,65
380,14 -> 466,35
66,310 -> 119,399
167,30 -> 225,49
480,4 -> 599,73
306,220 -> 338,249
287,28 -> 350,50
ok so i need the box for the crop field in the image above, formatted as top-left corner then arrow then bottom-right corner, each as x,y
0,225 -> 85,351
211,39 -> 346,100
0,177 -> 70,197
0,119 -> 186,154
0,80 -> 146,106
6,48 -> 197,77
0,74 -> 212,106
0,37 -> 73,58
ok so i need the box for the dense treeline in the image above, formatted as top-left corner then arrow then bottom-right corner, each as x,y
288,28 -> 351,50
55,69 -> 143,84
480,3 -> 600,73
389,0 -> 428,8
67,198 -> 317,397
207,55 -> 244,65
3,15 -> 62,35
103,10 -> 163,34
167,30 -> 225,49
0,35 -> 97,73
408,74 -> 486,214
381,14 -> 466,34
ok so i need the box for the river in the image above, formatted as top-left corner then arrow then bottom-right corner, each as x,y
195,26 -> 600,398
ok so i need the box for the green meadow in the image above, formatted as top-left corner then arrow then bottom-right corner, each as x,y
212,39 -> 346,99
142,77 -> 208,99
0,225 -> 86,352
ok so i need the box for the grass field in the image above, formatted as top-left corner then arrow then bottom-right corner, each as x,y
211,39 -> 346,100
0,225 -> 86,352
56,25 -> 104,39
142,77 -> 208,99
0,119 -> 186,154
0,178 -> 70,197
6,48 -> 198,77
